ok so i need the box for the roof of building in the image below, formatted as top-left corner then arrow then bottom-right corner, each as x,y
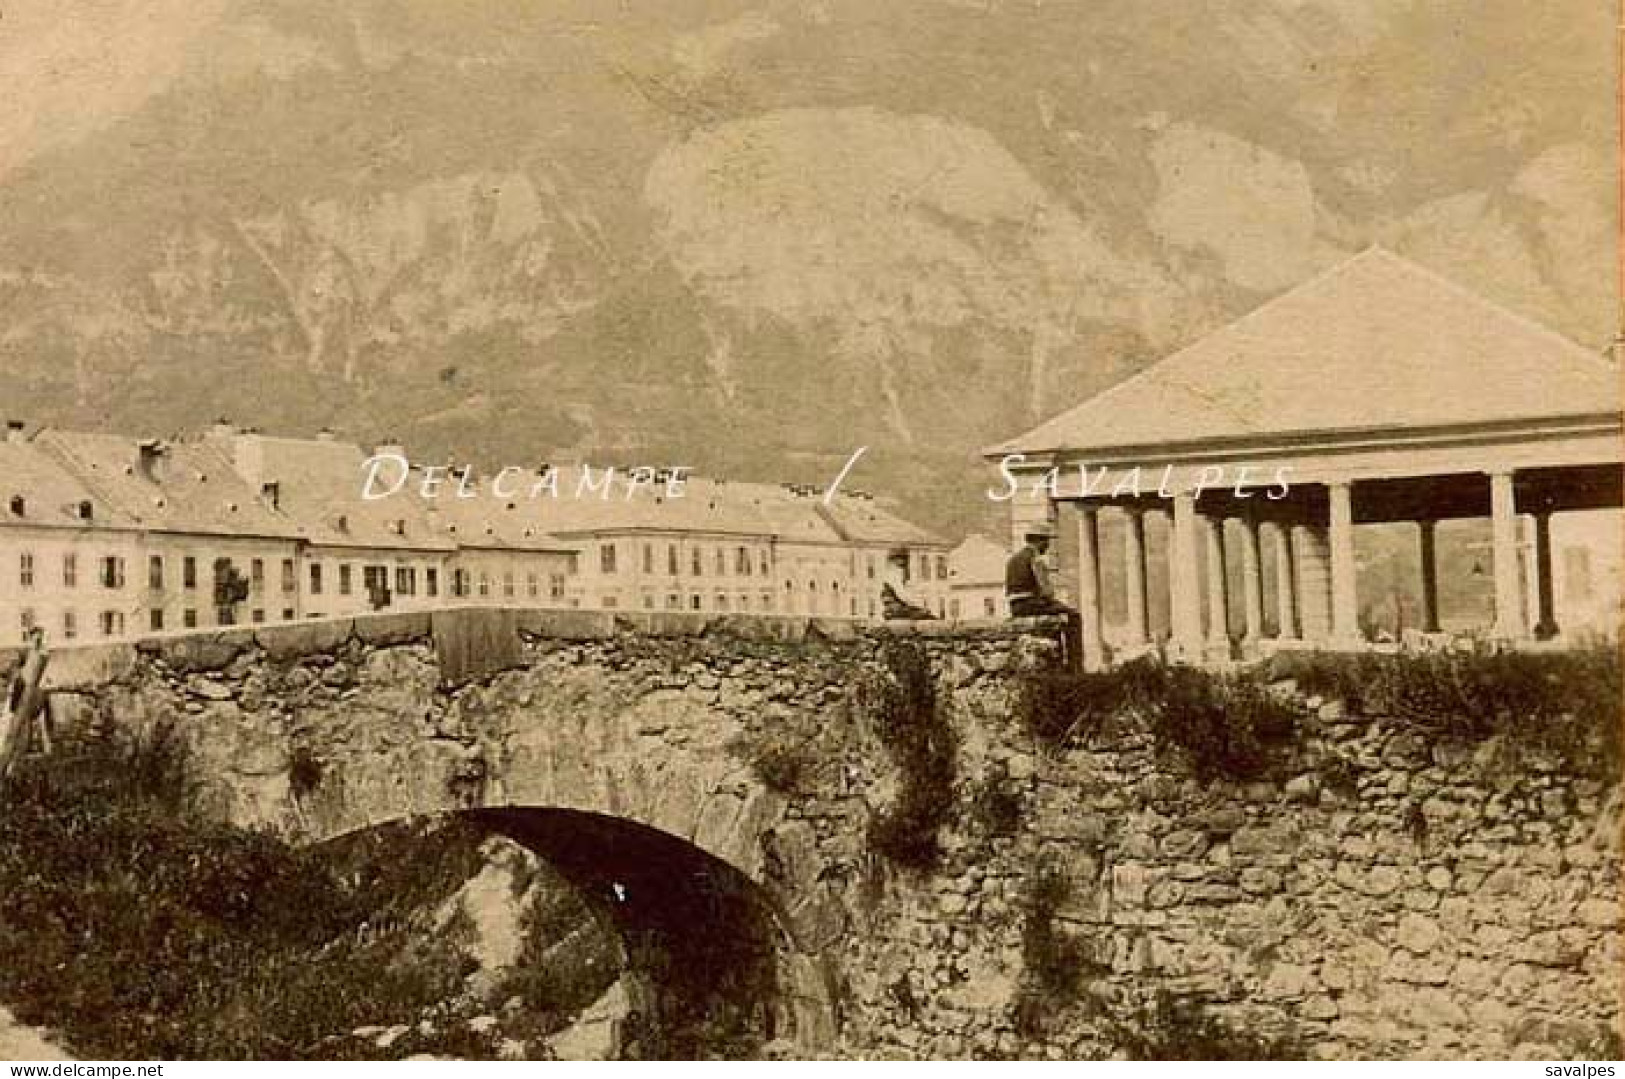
813,493 -> 949,548
507,470 -> 948,548
36,430 -> 300,539
947,533 -> 1009,586
0,433 -> 135,533
421,476 -> 579,553
227,434 -> 455,551
992,247 -> 1623,458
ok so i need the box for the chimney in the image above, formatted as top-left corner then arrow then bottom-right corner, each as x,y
208,417 -> 237,439
136,439 -> 169,482
316,427 -> 337,442
4,421 -> 25,444
373,438 -> 408,462
261,481 -> 281,510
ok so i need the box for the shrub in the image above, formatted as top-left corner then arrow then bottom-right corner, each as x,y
864,641 -> 957,869
0,728 -> 494,1060
1013,659 -> 1302,781
1271,645 -> 1621,779
1015,668 -> 1125,747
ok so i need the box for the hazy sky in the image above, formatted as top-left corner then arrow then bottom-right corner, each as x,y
0,0 -> 225,178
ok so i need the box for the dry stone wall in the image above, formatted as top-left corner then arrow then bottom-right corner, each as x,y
8,608 -> 1618,1060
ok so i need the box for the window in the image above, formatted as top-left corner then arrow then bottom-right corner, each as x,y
762,593 -> 773,612
715,548 -> 726,576
689,594 -> 702,610
950,599 -> 961,619
149,555 -> 165,590
183,609 -> 197,628
62,553 -> 77,588
866,555 -> 876,580
736,547 -> 750,574
250,558 -> 263,592
527,573 -> 538,598
217,606 -> 235,627
760,551 -> 770,576
717,594 -> 729,611
280,559 -> 295,592
425,568 -> 438,598
502,571 -> 514,598
100,556 -> 125,589
642,544 -> 654,574
149,609 -> 164,632
340,564 -> 353,596
691,548 -> 702,576
18,552 -> 33,588
601,595 -> 619,609
100,610 -> 124,637
984,597 -> 996,617
20,609 -> 35,634
453,569 -> 469,598
666,594 -> 680,610
281,609 -> 294,621
183,557 -> 197,589
252,609 -> 265,624
599,543 -> 618,574
549,574 -> 566,600
397,567 -> 416,596
642,595 -> 655,609
667,545 -> 679,575
936,555 -> 949,580
478,573 -> 490,597
62,612 -> 77,640
309,563 -> 324,595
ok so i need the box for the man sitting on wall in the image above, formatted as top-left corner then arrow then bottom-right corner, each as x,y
1005,522 -> 1073,618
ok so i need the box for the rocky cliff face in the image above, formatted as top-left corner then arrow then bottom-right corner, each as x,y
1,0 -> 1614,538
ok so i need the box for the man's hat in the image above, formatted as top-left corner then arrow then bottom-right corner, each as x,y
1024,521 -> 1056,541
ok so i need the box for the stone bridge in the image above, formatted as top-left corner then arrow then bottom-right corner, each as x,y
6,609 -> 1619,1060
14,608 -> 1059,1055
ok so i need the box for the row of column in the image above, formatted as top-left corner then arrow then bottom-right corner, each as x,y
1060,470 -> 1558,669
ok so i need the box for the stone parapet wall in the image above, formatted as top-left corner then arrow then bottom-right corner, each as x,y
12,607 -> 1617,1059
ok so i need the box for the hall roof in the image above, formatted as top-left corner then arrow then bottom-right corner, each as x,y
992,247 -> 1621,459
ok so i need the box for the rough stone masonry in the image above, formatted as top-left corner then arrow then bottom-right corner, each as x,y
7,608 -> 1619,1060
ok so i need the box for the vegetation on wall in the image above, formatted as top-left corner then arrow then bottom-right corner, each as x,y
1010,861 -> 1097,1037
1117,991 -> 1307,1060
1271,645 -> 1622,778
863,641 -> 958,869
0,725 -> 513,1060
1015,658 -> 1302,781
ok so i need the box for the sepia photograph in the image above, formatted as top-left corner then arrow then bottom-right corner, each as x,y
0,0 -> 1620,1065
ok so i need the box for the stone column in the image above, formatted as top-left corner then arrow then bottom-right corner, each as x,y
1170,492 -> 1204,660
1203,514 -> 1231,651
1328,481 -> 1359,644
1066,501 -> 1105,670
1533,510 -> 1557,639
1264,520 -> 1297,639
1293,524 -> 1333,642
1239,514 -> 1264,643
1122,507 -> 1150,646
1417,519 -> 1441,633
1489,470 -> 1525,640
